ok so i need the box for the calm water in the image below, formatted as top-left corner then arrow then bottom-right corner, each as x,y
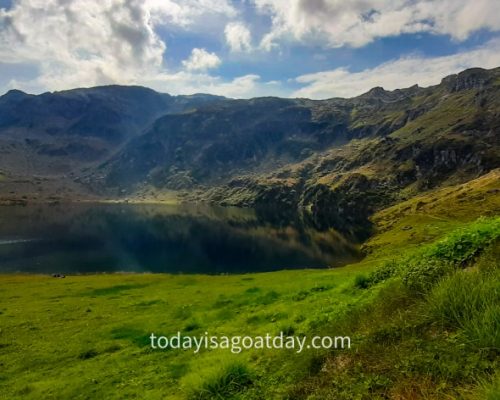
0,203 -> 362,274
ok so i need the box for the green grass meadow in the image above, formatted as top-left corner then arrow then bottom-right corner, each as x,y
0,175 -> 499,399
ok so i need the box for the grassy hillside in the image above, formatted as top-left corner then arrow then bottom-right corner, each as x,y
1,173 -> 498,399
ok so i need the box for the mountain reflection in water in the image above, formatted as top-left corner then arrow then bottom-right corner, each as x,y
0,203 -> 364,274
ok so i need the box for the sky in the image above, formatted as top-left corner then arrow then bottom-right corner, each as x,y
0,0 -> 500,99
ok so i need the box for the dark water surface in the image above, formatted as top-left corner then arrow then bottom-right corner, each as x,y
0,203 -> 362,274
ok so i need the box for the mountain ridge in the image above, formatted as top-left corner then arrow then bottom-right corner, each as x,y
0,67 -> 499,235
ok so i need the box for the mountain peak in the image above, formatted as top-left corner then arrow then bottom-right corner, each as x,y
367,86 -> 386,96
1,89 -> 29,100
440,67 -> 496,92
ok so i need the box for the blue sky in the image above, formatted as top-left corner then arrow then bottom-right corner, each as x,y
1,0 -> 500,99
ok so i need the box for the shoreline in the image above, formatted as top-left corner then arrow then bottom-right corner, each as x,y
0,265 -> 348,279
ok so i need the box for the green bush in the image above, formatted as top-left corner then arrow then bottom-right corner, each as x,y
368,259 -> 400,285
384,217 -> 500,294
354,274 -> 370,289
401,258 -> 454,294
189,362 -> 252,400
278,324 -> 296,336
424,217 -> 500,266
366,217 -> 500,292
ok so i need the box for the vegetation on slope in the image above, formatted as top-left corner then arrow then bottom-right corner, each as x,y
176,67 -> 500,234
292,235 -> 499,399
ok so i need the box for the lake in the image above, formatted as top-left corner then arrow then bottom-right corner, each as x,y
0,203 -> 362,274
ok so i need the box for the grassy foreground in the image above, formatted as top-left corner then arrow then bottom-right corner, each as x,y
0,173 -> 499,399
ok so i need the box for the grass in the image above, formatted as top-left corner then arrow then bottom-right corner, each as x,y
187,361 -> 252,400
0,267 -> 373,399
290,236 -> 499,399
0,175 -> 499,399
426,267 -> 500,349
366,168 -> 500,256
474,374 -> 500,400
363,216 -> 500,292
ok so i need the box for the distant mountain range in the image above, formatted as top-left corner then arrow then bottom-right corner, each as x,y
0,67 -> 499,232
0,86 -> 224,176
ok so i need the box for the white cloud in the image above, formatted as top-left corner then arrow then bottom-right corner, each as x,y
224,22 -> 252,52
147,0 -> 237,30
0,0 -> 235,92
0,0 -> 281,98
182,48 -> 221,71
0,0 -> 165,88
1,0 -> 499,101
253,0 -> 500,49
292,39 -> 500,99
140,72 -> 288,99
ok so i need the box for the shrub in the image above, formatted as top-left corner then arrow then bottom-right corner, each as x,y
244,287 -> 261,294
310,285 -> 333,292
292,290 -> 309,301
401,258 -> 454,294
256,290 -> 280,305
402,217 -> 499,293
366,217 -> 500,292
189,362 -> 252,400
476,243 -> 500,274
278,324 -> 296,336
78,349 -> 99,360
184,321 -> 201,332
354,274 -> 370,289
368,259 -> 400,285
425,217 -> 500,266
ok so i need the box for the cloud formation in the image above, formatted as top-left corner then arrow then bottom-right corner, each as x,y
0,0 -> 235,92
224,21 -> 252,52
0,0 -> 499,99
146,0 -> 236,28
139,72 -> 288,98
293,39 -> 500,99
254,0 -> 500,49
0,0 -> 163,89
182,48 -> 221,71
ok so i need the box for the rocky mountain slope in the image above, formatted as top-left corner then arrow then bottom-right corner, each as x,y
97,67 -> 499,233
0,67 -> 499,231
0,86 -> 224,177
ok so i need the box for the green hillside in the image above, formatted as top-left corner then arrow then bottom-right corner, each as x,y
1,171 -> 499,399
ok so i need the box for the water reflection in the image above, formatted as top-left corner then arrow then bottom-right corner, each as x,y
0,203 -> 363,274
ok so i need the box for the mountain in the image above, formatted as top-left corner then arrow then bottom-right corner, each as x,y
0,67 -> 499,234
94,67 -> 499,233
0,85 -> 224,176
